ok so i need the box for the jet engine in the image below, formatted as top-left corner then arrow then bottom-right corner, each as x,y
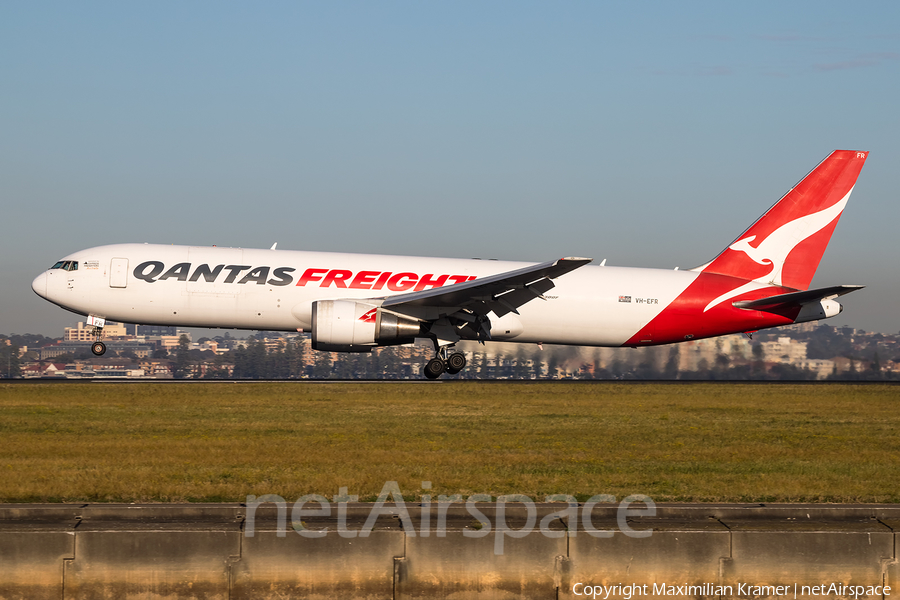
311,300 -> 424,352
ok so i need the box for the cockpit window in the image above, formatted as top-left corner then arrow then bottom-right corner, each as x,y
50,260 -> 78,271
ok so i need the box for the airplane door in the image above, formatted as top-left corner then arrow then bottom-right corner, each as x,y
110,258 -> 129,288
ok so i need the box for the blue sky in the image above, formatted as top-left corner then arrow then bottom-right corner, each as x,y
3,2 -> 899,336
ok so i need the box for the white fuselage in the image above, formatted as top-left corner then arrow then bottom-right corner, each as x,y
32,243 -> 701,347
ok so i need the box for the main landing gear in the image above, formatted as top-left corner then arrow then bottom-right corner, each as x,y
423,347 -> 467,379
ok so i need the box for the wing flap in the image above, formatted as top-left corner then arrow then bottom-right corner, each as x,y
381,256 -> 591,316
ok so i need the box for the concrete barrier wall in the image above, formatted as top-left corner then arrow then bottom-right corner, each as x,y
1,504 -> 898,600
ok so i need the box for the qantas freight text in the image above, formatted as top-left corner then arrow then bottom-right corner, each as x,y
132,261 -> 476,291
31,150 -> 869,378
293,268 -> 476,291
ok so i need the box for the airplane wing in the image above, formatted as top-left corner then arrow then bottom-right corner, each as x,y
733,285 -> 864,311
381,256 -> 592,319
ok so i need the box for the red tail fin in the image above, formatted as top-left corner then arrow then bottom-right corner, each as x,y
696,150 -> 868,290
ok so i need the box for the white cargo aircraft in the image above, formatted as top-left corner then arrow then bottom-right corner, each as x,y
33,150 -> 867,378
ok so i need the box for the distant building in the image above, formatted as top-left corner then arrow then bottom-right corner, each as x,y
65,321 -> 128,341
780,322 -> 818,333
192,340 -> 220,354
797,359 -> 836,379
62,367 -> 147,379
678,334 -> 752,371
21,363 -> 67,378
40,340 -> 154,359
761,337 -> 807,363
155,335 -> 188,352
125,324 -> 177,336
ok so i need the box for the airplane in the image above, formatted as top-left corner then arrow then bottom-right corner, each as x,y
32,149 -> 867,379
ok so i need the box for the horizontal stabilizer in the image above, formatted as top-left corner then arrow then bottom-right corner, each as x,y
733,285 -> 864,311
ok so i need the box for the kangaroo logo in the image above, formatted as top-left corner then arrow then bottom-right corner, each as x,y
727,190 -> 850,287
359,308 -> 378,323
703,189 -> 851,312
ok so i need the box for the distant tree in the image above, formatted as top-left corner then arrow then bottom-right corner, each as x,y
514,347 -> 530,379
609,359 -> 624,378
365,349 -> 381,379
397,359 -> 414,379
231,339 -> 268,379
173,334 -> 191,379
9,334 -> 58,348
632,360 -> 658,379
312,350 -> 333,379
230,345 -> 247,378
749,342 -> 765,377
714,353 -> 730,373
752,342 -> 764,360
334,351 -> 356,379
871,352 -> 882,378
379,348 -> 399,379
73,348 -> 92,360
248,339 -> 267,378
663,346 -> 680,379
545,350 -> 558,379
696,357 -> 710,377
727,364 -> 753,380
202,365 -> 231,379
0,344 -> 21,378
806,327 -> 854,360
496,355 -> 513,379
279,340 -> 294,378
768,363 -> 816,380
478,351 -> 491,379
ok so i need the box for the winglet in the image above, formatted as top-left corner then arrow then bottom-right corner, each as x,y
551,257 -> 593,279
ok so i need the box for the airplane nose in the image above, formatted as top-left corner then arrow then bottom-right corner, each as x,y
32,272 -> 48,298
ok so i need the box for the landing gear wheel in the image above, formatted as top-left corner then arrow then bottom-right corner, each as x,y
423,358 -> 445,379
446,352 -> 467,374
91,341 -> 107,356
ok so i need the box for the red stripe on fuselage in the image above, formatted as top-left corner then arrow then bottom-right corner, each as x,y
624,272 -> 797,346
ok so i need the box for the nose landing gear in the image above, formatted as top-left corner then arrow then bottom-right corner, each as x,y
88,315 -> 107,356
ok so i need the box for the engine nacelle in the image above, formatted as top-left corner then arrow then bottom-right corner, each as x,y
795,298 -> 842,324
311,300 -> 424,352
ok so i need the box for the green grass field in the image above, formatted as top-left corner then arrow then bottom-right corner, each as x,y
0,382 -> 898,503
